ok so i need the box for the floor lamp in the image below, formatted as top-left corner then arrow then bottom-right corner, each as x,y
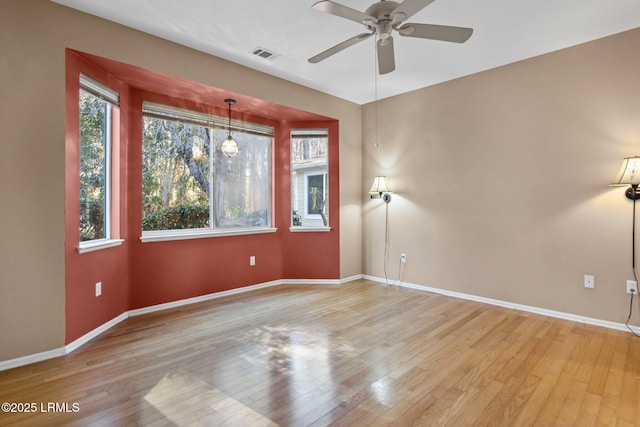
611,156 -> 640,336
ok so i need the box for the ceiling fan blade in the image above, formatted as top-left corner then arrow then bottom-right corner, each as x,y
312,1 -> 376,25
398,23 -> 473,43
309,32 -> 373,63
391,0 -> 437,22
377,37 -> 396,74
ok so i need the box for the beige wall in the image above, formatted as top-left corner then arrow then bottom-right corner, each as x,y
3,0 -> 638,363
363,28 -> 640,323
0,0 -> 362,361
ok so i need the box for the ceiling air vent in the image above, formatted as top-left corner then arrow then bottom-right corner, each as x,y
250,47 -> 280,61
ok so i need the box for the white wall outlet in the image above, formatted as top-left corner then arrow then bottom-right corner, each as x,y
627,280 -> 638,294
583,275 -> 594,289
250,256 -> 256,266
95,282 -> 102,297
400,253 -> 407,263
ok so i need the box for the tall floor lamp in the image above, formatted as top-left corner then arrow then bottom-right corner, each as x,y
611,156 -> 640,336
369,176 -> 394,284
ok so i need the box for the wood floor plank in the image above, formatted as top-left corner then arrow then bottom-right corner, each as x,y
575,391 -> 601,427
1,279 -> 640,426
540,331 -> 590,425
553,379 -> 588,427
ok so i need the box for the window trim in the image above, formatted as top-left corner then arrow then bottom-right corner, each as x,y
78,74 -> 120,251
140,227 -> 277,243
289,226 -> 331,233
80,73 -> 119,105
78,238 -> 124,254
290,129 -> 329,229
143,101 -> 273,136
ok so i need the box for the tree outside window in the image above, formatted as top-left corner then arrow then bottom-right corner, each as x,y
141,110 -> 272,233
79,90 -> 111,241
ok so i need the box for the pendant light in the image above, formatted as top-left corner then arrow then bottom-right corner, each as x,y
221,98 -> 239,157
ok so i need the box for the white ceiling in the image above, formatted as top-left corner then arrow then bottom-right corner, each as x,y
53,0 -> 640,105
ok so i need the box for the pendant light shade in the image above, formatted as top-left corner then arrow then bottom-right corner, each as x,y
221,135 -> 239,157
222,98 -> 239,158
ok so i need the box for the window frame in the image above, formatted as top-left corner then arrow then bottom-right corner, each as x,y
290,129 -> 331,232
140,102 -> 276,242
78,74 -> 124,253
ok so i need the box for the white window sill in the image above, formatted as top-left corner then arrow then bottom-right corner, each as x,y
289,226 -> 332,233
141,227 -> 278,243
78,238 -> 125,254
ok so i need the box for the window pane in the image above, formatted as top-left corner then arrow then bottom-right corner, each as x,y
142,117 -> 210,231
142,104 -> 273,234
79,90 -> 108,241
291,131 -> 328,227
307,174 -> 325,215
213,128 -> 271,228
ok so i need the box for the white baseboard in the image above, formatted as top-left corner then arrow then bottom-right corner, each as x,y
129,279 -> 343,317
65,312 -> 129,354
0,313 -> 129,372
363,275 -> 640,334
340,274 -> 363,284
0,347 -> 66,372
278,278 -> 341,286
128,280 -> 284,317
1,278 -> 341,371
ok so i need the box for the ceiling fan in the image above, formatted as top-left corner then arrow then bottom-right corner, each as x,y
308,0 -> 473,74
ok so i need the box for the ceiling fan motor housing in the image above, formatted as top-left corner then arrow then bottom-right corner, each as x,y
364,0 -> 402,38
364,0 -> 401,19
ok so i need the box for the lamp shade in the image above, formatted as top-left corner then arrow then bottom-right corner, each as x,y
611,156 -> 640,186
369,176 -> 392,194
221,135 -> 239,157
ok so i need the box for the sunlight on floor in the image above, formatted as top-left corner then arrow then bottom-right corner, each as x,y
144,371 -> 278,426
239,323 -> 357,375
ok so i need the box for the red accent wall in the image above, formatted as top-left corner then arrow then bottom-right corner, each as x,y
65,50 -> 340,343
280,121 -> 340,279
65,51 -> 131,342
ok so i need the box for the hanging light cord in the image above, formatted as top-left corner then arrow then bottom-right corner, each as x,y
374,37 -> 403,287
373,36 -> 379,147
383,200 -> 390,284
382,200 -> 405,287
227,101 -> 232,137
626,194 -> 640,337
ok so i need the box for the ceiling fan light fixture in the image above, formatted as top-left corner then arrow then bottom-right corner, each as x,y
378,22 -> 393,38
398,25 -> 414,36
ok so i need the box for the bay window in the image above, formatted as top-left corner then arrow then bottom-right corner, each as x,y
141,102 -> 273,241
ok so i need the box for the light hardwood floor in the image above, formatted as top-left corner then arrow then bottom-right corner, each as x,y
1,279 -> 639,426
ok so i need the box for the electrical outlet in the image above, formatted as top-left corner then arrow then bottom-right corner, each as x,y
400,253 -> 407,263
250,256 -> 256,266
627,280 -> 638,294
95,282 -> 102,297
583,275 -> 594,289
